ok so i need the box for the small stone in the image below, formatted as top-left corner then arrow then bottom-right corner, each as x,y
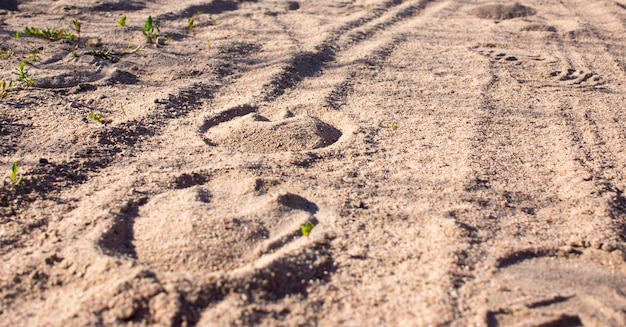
38,158 -> 49,165
86,38 -> 100,47
287,1 -> 300,10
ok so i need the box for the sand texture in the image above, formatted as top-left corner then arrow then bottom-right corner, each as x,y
1,0 -> 626,326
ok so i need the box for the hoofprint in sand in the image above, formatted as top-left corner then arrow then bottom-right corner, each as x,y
1,0 -> 626,326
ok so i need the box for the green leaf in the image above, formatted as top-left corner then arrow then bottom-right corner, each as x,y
117,16 -> 127,27
301,222 -> 315,237
11,162 -> 18,181
88,113 -> 102,123
391,122 -> 398,131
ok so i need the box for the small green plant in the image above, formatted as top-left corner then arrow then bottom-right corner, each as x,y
88,113 -> 112,125
10,162 -> 24,186
72,19 -> 81,33
14,60 -> 34,86
13,31 -> 20,39
26,45 -> 41,62
142,16 -> 160,44
1,80 -> 13,97
0,48 -> 13,59
24,26 -> 67,41
88,113 -> 103,123
390,122 -> 398,138
87,49 -> 118,62
187,18 -> 195,34
301,222 -> 315,237
68,19 -> 81,48
117,16 -> 127,28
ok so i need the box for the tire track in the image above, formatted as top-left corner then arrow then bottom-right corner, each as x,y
453,1 -> 626,324
558,0 -> 626,77
550,0 -> 626,240
261,0 -> 434,102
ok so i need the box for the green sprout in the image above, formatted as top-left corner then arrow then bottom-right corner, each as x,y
301,222 -> 315,237
72,19 -> 81,34
14,60 -> 34,86
10,162 -> 24,186
26,45 -> 41,62
0,48 -> 13,59
1,80 -> 13,97
13,31 -> 20,39
187,18 -> 194,32
68,19 -> 81,49
87,49 -> 118,62
142,16 -> 160,44
88,113 -> 103,123
117,16 -> 127,28
390,122 -> 398,138
24,26 -> 67,41
88,113 -> 112,125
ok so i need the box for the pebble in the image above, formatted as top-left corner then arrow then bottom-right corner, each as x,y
287,1 -> 300,10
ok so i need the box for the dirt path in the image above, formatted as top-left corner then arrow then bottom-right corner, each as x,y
1,0 -> 626,326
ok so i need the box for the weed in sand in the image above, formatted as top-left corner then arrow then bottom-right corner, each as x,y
88,113 -> 112,125
88,113 -> 103,124
87,49 -> 118,62
301,222 -> 315,237
10,162 -> 24,187
187,18 -> 195,33
390,122 -> 398,138
26,45 -> 41,62
0,48 -> 14,59
142,16 -> 160,44
13,31 -> 20,39
24,26 -> 66,41
1,80 -> 13,97
117,16 -> 127,28
68,19 -> 81,48
14,60 -> 34,86
72,19 -> 81,34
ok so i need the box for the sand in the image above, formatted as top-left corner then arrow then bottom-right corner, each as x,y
1,0 -> 626,326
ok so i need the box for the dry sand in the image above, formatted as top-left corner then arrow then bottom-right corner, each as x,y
1,0 -> 626,326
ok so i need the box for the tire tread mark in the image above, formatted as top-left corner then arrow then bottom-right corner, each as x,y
261,0 -> 433,102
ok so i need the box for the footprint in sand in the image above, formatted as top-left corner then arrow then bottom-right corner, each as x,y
470,3 -> 536,21
32,53 -> 137,89
100,172 -> 324,274
202,106 -> 343,154
549,68 -> 603,86
474,249 -> 626,326
474,45 -> 544,64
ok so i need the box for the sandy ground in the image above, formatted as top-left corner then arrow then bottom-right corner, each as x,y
1,0 -> 626,326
